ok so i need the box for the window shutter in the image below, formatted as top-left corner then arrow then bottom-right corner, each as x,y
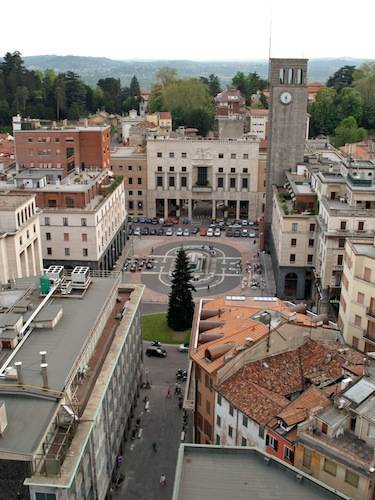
290,450 -> 295,463
274,439 -> 278,451
265,434 -> 269,446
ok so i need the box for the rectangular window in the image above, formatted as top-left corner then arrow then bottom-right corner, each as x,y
138,190 -> 142,196
66,197 -> 74,208
47,247 -> 52,255
157,176 -> 163,187
231,153 -> 236,159
243,168 -> 248,173
217,393 -> 222,405
291,238 -> 297,246
157,166 -> 162,172
63,217 -> 68,226
266,434 -> 278,450
48,199 -> 57,208
241,437 -> 247,446
128,165 -> 132,171
169,152 -> 174,158
307,254 -> 313,264
364,267 -> 372,282
218,167 -> 223,173
169,176 -> 175,187
81,218 -> 87,226
228,425 -> 233,438
181,152 -> 187,158
128,201 -> 134,209
63,233 -> 69,241
35,493 -> 57,500
354,314 -> 361,327
64,248 -> 70,256
82,233 -> 87,242
216,415 -> 221,427
83,248 -> 88,256
19,236 -> 22,246
218,153 -> 224,159
339,238 -> 345,248
231,167 -> 236,173
181,176 -> 187,187
358,221 -> 365,231
302,448 -> 312,468
345,469 -> 359,488
308,239 -> 314,247
242,178 -> 248,189
157,152 -> 162,158
242,415 -> 248,427
215,434 -> 220,445
292,223 -> 298,232
129,190 -> 133,196
129,178 -> 133,185
169,166 -> 174,172
284,447 -> 294,462
138,165 -> 142,171
182,166 -> 187,172
323,458 -> 337,476
45,217 -> 50,226
217,177 -> 224,188
137,177 -> 142,185
309,223 -> 315,232
197,167 -> 208,186
337,254 -> 343,265
46,232 -> 51,241
357,292 -> 365,304
340,221 -> 347,230
243,153 -> 249,159
229,405 -> 234,416
290,254 -> 296,263
230,178 -> 236,189
258,426 -> 265,439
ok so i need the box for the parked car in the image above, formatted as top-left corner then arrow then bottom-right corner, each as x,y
134,227 -> 141,236
151,218 -> 158,225
249,232 -> 256,238
157,228 -> 164,236
150,228 -> 157,235
183,228 -> 190,236
145,346 -> 167,357
192,227 -> 199,235
166,228 -> 173,236
166,217 -> 179,225
128,227 -> 134,236
176,227 -> 183,236
178,343 -> 189,353
130,264 -> 137,272
139,217 -> 146,223
226,229 -> 233,237
199,228 -> 207,236
214,228 -> 221,237
141,227 -> 149,235
241,229 -> 249,238
133,217 -> 139,223
207,228 -> 214,237
182,217 -> 189,225
242,220 -> 248,226
233,230 -> 241,237
158,218 -> 164,225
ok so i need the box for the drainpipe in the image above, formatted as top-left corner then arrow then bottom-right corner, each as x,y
41,363 -> 49,389
15,361 -> 23,385
235,407 -> 239,445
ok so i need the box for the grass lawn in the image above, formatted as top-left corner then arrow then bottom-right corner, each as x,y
142,313 -> 191,344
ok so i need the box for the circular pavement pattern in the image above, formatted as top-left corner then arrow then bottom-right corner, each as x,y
140,240 -> 243,297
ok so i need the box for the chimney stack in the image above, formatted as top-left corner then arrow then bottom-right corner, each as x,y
14,361 -> 23,385
40,351 -> 47,365
41,363 -> 49,389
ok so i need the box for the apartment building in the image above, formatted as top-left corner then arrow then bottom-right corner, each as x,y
13,115 -> 111,175
214,89 -> 245,117
338,237 -> 375,353
111,146 -> 147,215
184,295 -> 343,445
271,171 -> 318,299
295,375 -> 375,500
146,137 -> 262,221
248,108 -> 269,140
0,193 -> 43,283
0,270 -> 144,499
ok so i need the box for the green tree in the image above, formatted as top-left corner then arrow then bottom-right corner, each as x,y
54,77 -> 66,120
167,248 -> 195,331
129,75 -> 140,97
335,87 -> 363,123
353,63 -> 375,129
155,67 -> 177,87
326,65 -> 356,91
207,74 -> 221,97
309,87 -> 338,136
232,71 -> 267,105
334,116 -> 367,147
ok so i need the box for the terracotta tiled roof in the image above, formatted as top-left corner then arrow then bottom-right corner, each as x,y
249,108 -> 269,116
215,89 -> 244,103
277,386 -> 331,427
159,112 -> 172,120
220,379 -> 289,426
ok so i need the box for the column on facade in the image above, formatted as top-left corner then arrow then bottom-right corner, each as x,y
212,200 -> 216,220
187,199 -> 192,220
236,201 -> 240,220
164,198 -> 168,218
30,239 -> 37,276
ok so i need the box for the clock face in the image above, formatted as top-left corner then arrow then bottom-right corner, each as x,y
280,91 -> 293,105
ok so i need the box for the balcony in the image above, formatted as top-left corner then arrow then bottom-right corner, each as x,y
363,333 -> 375,345
367,307 -> 375,319
348,174 -> 373,187
192,184 -> 212,193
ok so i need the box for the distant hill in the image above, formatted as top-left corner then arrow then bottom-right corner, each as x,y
23,55 -> 372,89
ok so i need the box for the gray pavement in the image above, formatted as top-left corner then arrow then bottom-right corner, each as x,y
113,342 -> 189,500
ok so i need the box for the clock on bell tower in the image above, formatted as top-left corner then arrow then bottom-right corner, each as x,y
265,58 -> 308,224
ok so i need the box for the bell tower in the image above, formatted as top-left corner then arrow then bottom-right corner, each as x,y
265,58 -> 308,223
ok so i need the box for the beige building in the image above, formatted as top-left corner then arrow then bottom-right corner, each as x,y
339,237 -> 375,352
111,146 -> 147,215
0,194 -> 43,283
146,137 -> 262,220
249,108 -> 269,140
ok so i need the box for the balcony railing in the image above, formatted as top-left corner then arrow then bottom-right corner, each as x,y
367,307 -> 375,319
192,185 -> 212,192
363,333 -> 375,345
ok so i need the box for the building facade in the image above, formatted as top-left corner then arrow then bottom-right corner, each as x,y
111,146 -> 147,216
13,116 -> 111,175
0,193 -> 43,283
0,272 -> 144,500
146,137 -> 262,220
265,58 -> 308,223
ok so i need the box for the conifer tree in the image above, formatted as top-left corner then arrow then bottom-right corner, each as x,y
167,248 -> 195,331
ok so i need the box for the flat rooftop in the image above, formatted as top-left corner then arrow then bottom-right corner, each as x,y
0,194 -> 33,210
172,445 -> 346,500
111,147 -> 146,158
352,242 -> 375,259
0,276 -> 118,456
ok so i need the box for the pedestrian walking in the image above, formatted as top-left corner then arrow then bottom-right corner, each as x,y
160,474 -> 167,486
207,284 -> 210,290
166,386 -> 171,398
152,442 -> 157,452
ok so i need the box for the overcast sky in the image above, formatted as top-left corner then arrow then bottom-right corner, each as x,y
4,0 -> 374,60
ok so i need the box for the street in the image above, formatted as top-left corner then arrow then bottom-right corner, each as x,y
113,342 -> 189,500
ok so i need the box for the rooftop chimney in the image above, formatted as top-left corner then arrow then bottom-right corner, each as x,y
41,363 -> 49,389
14,361 -> 23,385
40,351 -> 47,365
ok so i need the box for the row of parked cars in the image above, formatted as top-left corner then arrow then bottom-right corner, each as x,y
128,225 -> 257,238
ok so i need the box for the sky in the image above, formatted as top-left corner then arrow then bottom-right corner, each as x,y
2,0 -> 374,60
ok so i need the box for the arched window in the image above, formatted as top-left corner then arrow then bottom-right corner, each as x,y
297,68 -> 303,85
279,68 -> 285,84
288,68 -> 294,84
